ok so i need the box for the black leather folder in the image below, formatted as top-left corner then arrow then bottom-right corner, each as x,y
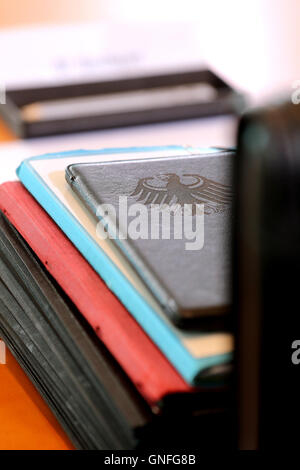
66,150 -> 234,326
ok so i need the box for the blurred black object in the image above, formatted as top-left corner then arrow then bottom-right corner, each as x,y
235,100 -> 300,449
0,69 -> 244,138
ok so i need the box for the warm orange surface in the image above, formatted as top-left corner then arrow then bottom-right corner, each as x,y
0,120 -> 15,142
0,348 -> 74,450
0,120 -> 74,450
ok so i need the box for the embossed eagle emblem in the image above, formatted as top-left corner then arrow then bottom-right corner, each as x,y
130,173 -> 232,215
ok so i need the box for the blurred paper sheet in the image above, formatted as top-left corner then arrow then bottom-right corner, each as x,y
0,22 -> 205,90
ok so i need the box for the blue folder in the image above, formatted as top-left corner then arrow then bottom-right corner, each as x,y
17,145 -> 232,384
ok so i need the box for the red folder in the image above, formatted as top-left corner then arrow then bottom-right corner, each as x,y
0,182 -> 193,405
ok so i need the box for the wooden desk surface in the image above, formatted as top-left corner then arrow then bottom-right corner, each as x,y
0,119 -> 73,450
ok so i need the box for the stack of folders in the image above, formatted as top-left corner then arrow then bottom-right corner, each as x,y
0,145 -> 234,449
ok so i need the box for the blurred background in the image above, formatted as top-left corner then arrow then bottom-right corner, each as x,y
1,0 -> 299,101
0,0 -> 299,180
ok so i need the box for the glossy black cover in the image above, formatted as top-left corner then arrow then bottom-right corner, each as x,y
235,101 -> 300,449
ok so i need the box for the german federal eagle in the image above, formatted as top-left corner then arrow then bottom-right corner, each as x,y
130,173 -> 232,215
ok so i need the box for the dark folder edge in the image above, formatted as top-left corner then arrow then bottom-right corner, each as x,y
0,211 -> 233,448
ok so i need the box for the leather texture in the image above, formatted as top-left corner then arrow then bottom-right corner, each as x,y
66,151 -> 234,325
16,147 -> 234,384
